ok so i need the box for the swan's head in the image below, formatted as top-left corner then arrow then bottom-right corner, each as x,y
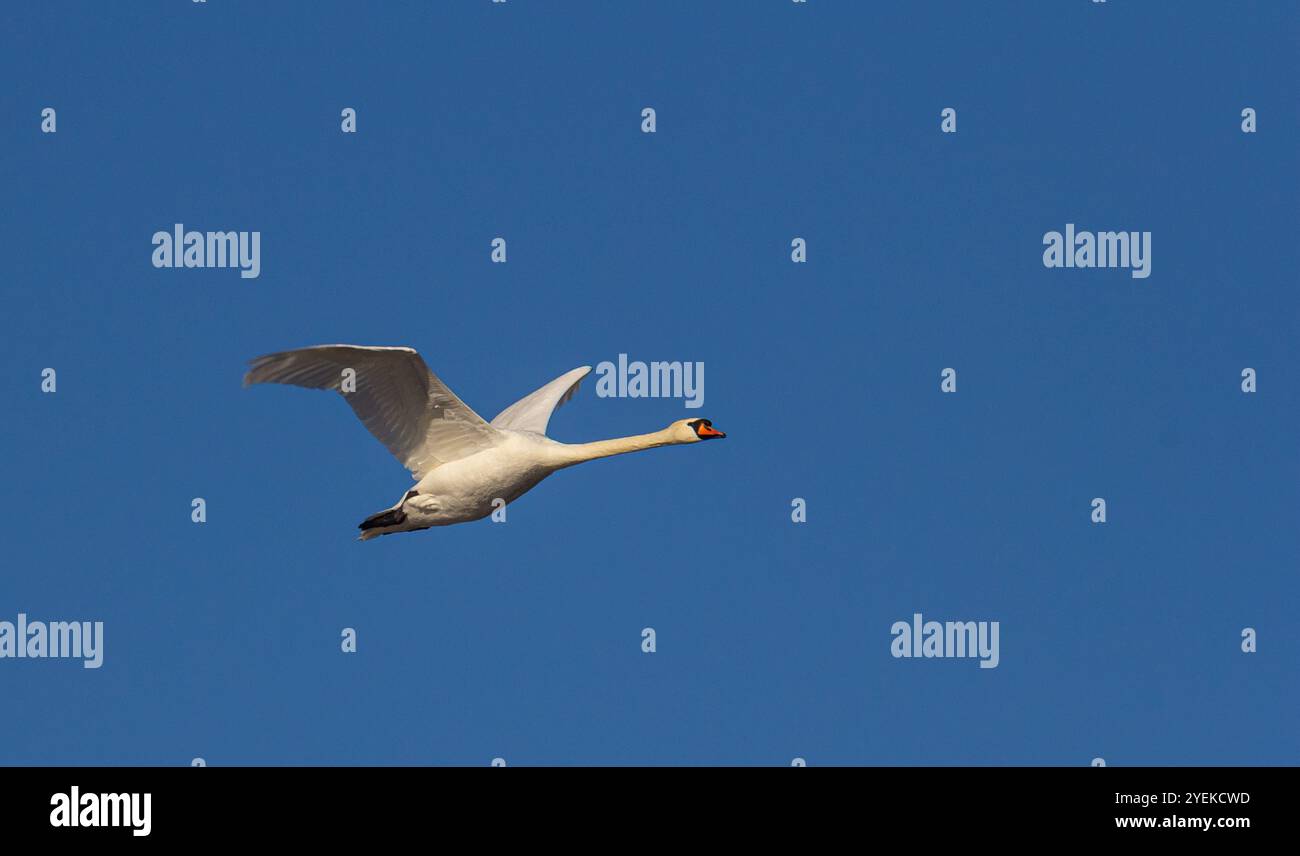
671,418 -> 726,443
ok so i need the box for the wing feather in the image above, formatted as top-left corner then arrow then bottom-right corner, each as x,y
244,345 -> 499,478
490,366 -> 591,436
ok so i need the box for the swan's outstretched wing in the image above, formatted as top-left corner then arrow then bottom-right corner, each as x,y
491,366 -> 591,436
244,345 -> 500,478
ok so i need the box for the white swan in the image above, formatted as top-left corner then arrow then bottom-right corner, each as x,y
244,345 -> 726,540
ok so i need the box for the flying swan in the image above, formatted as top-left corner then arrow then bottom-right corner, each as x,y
244,345 -> 726,539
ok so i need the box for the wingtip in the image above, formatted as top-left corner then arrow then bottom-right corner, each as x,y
241,366 -> 261,388
242,352 -> 274,386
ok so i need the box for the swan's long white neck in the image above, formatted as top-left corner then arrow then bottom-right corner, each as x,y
551,428 -> 679,468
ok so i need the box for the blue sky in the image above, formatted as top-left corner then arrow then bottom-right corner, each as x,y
1,1 -> 1295,765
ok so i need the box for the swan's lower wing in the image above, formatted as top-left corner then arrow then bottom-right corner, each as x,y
244,344 -> 500,477
491,366 -> 591,436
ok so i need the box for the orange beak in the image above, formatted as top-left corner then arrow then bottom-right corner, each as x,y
697,423 -> 726,439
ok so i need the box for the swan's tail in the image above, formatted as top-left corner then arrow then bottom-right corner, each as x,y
358,506 -> 406,541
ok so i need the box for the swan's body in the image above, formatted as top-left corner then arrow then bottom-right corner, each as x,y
244,345 -> 725,539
